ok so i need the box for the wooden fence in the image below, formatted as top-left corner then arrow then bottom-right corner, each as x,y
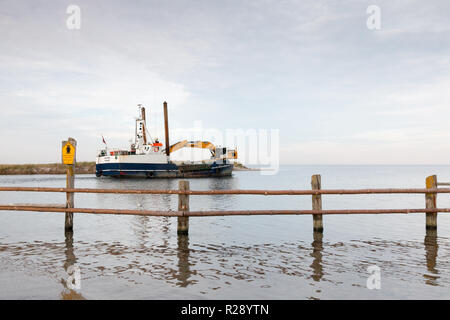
0,174 -> 449,235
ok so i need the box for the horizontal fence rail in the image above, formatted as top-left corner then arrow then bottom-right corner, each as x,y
0,174 -> 449,234
1,205 -> 450,216
1,186 -> 450,195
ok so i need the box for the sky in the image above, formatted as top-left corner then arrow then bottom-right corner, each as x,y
0,0 -> 449,165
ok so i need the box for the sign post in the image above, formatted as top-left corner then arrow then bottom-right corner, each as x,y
62,138 -> 77,230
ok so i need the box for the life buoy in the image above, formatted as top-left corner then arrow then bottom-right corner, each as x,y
152,146 -> 160,152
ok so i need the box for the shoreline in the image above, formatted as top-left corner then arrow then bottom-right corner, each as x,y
0,162 -> 96,175
233,166 -> 260,171
0,162 -> 257,175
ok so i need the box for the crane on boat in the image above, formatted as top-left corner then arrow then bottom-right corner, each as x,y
166,140 -> 238,161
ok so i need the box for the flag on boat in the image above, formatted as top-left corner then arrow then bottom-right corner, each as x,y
102,135 -> 106,145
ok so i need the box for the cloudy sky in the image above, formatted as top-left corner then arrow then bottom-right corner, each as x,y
1,0 -> 449,164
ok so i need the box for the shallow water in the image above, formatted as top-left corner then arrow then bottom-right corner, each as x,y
0,165 -> 450,299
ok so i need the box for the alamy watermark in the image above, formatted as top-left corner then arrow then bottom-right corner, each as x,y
366,5 -> 381,30
170,121 -> 280,175
366,265 -> 381,290
65,264 -> 81,290
66,4 -> 81,30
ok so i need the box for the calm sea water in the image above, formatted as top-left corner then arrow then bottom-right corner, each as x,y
0,165 -> 450,299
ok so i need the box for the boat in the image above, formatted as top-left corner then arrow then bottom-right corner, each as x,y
95,102 -> 237,178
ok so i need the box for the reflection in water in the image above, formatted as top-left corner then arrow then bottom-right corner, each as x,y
207,176 -> 235,191
133,216 -> 150,245
176,234 -> 193,287
0,236 -> 449,299
204,177 -> 238,210
63,231 -> 76,271
61,230 -> 85,300
310,231 -> 324,282
94,178 -> 177,212
424,229 -> 439,285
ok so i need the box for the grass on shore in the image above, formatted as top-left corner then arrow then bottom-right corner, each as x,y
0,162 -> 96,175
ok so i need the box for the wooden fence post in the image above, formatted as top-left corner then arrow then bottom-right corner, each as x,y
62,138 -> 77,231
311,174 -> 323,232
425,175 -> 437,230
178,180 -> 189,234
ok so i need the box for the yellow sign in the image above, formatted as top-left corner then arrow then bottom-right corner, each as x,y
62,141 -> 76,165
